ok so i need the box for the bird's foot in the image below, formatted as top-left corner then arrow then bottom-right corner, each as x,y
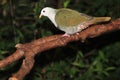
76,33 -> 79,35
62,33 -> 70,37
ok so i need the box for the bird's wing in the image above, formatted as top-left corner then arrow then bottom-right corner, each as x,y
55,8 -> 92,27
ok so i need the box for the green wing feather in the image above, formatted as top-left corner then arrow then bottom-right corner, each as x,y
55,8 -> 92,27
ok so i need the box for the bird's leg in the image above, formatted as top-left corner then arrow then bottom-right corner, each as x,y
76,33 -> 79,35
62,33 -> 70,37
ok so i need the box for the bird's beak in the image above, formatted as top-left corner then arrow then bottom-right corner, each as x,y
39,14 -> 42,18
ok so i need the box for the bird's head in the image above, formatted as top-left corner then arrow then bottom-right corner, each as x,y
39,7 -> 56,18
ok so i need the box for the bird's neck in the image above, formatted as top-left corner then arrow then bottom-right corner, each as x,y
47,10 -> 57,27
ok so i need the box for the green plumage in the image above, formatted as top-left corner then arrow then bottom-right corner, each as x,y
55,8 -> 92,27
40,7 -> 111,35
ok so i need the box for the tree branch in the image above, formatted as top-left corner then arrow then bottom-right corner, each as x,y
0,18 -> 120,80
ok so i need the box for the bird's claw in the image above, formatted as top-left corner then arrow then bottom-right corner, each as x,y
62,33 -> 70,37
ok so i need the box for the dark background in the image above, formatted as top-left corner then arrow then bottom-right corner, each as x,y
0,0 -> 120,80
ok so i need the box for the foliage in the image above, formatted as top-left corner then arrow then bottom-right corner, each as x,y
0,0 -> 120,80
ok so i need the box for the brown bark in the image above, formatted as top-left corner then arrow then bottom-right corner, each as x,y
0,18 -> 120,80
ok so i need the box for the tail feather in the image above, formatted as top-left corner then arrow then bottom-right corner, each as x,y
91,17 -> 111,23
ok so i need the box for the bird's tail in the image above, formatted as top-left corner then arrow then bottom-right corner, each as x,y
91,17 -> 111,23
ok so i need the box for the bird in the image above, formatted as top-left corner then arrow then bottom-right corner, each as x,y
39,7 -> 111,36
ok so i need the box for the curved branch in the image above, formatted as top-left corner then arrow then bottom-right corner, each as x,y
0,18 -> 120,80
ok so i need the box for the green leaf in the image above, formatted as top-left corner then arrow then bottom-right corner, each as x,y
63,0 -> 71,8
105,67 -> 116,71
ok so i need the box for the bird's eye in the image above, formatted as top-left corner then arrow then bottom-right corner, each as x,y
43,10 -> 45,13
